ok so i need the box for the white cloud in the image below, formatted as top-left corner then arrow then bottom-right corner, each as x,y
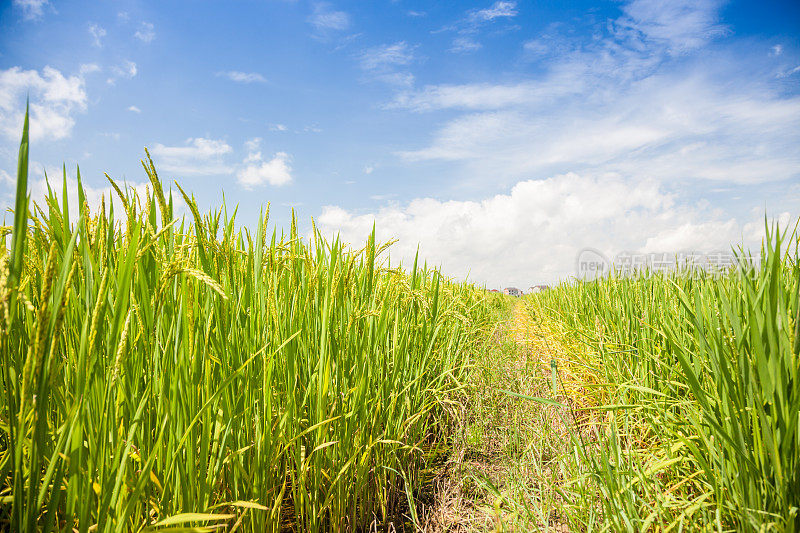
771,44 -> 783,56
128,105 -> 141,113
269,123 -> 288,132
149,136 -> 291,186
107,61 -> 137,85
117,61 -> 138,78
79,63 -> 101,75
359,42 -> 416,86
396,76 -> 800,184
135,21 -> 156,43
369,193 -> 395,201
470,1 -> 518,22
348,0 -> 799,285
617,0 -> 728,53
0,66 -> 88,141
152,137 -> 233,160
522,31 -> 574,59
390,1 -> 800,186
316,173 -> 789,287
237,140 -> 292,188
778,65 -> 800,78
0,168 -> 14,187
375,72 -> 415,87
244,137 -> 262,152
309,2 -> 351,32
450,37 -> 483,53
522,39 -> 549,56
13,0 -> 49,20
364,165 -> 375,174
89,24 -> 107,48
360,42 -> 415,70
216,71 -> 267,83
440,2 -> 518,54
391,82 -> 549,112
150,137 -> 234,176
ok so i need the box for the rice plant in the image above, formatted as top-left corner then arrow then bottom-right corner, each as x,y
526,225 -> 799,531
0,109 -> 491,531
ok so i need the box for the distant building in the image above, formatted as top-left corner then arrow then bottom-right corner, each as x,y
503,287 -> 522,297
528,285 -> 550,294
488,289 -> 500,293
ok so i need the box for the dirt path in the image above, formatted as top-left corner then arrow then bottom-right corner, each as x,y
420,298 -> 577,532
507,299 -> 538,351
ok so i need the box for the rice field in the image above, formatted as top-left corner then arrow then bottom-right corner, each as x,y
435,227 -> 799,531
2,111 -> 798,532
0,113 -> 491,531
523,232 -> 800,531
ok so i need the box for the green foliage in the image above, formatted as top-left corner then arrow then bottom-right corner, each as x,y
531,227 -> 800,531
0,111 -> 490,531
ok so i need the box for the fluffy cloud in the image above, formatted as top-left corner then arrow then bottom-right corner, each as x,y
89,24 -> 106,48
135,21 -> 156,43
14,0 -> 49,20
237,138 -> 292,187
244,137 -> 261,152
216,71 -> 267,84
0,66 -> 88,141
146,137 -> 294,186
149,138 -> 234,176
79,63 -> 101,75
315,0 -> 798,286
316,173 -> 790,287
128,105 -> 141,113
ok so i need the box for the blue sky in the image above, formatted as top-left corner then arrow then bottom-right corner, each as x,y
1,0 -> 799,287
